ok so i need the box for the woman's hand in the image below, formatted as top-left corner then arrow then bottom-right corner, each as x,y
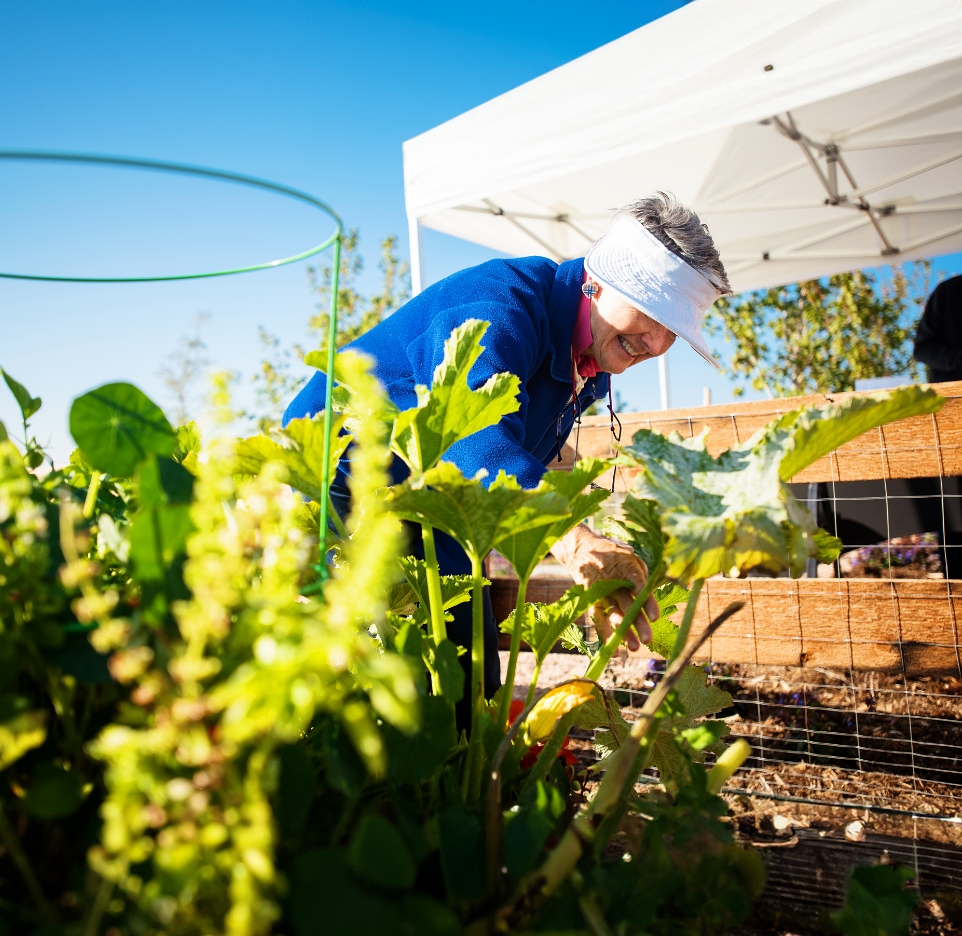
550,523 -> 658,651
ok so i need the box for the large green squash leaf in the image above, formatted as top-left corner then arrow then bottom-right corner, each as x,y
385,461 -> 569,562
69,382 -> 176,477
500,581 -> 628,665
619,386 -> 942,582
496,459 -> 611,581
235,412 -> 352,505
389,319 -> 521,474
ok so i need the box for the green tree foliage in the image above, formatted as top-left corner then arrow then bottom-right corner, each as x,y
705,263 -> 933,397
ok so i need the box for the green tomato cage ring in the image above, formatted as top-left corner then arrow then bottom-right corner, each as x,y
0,150 -> 343,582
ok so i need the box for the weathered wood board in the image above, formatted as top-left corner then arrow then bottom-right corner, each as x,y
491,382 -> 962,674
558,380 -> 962,490
490,574 -> 962,677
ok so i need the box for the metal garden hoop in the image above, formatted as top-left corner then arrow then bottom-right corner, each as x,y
0,150 -> 343,580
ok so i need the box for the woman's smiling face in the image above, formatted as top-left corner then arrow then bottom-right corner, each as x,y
584,279 -> 676,374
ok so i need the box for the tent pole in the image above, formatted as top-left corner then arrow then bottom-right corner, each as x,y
408,215 -> 424,296
658,354 -> 671,410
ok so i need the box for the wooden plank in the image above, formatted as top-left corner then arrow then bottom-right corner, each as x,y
557,380 -> 962,487
489,574 -> 962,677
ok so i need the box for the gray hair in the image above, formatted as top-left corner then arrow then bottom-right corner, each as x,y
619,192 -> 732,295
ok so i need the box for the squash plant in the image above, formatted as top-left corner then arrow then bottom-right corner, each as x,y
0,329 -> 941,936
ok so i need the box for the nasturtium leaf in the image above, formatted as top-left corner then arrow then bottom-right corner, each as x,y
235,412 -> 352,505
1,368 -> 42,421
619,386 -> 944,582
347,813 -> 417,891
389,320 -> 522,474
0,696 -> 46,771
496,459 -> 611,581
500,581 -> 629,665
386,462 -> 569,564
69,382 -> 175,477
24,762 -> 84,819
503,780 -> 566,880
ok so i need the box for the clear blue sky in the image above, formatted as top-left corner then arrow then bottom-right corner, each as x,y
2,1 -> 959,461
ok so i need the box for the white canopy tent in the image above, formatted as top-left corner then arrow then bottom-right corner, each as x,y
402,0 -> 962,408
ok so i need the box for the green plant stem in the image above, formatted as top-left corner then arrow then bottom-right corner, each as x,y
584,588 -> 651,682
500,599 -> 744,924
669,577 -> 703,663
523,659 -> 542,709
82,470 -> 101,518
82,874 -> 113,936
0,802 -> 59,925
316,234 -> 342,583
421,525 -> 448,646
462,552 -> 486,803
495,575 -> 528,734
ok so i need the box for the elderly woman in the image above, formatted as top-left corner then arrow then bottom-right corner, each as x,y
285,192 -> 731,716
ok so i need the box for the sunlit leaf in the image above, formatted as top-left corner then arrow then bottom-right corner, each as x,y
496,459 -> 611,581
389,319 -> 521,474
69,382 -> 176,477
235,412 -> 352,505
1,368 -> 41,421
386,462 -> 569,562
619,386 -> 943,581
500,581 -> 628,665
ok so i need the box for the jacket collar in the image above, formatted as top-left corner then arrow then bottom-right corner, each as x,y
547,258 -> 588,384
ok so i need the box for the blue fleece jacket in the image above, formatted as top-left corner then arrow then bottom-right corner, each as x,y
283,256 -> 609,489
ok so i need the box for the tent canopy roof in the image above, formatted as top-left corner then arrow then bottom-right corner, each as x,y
403,0 -> 962,293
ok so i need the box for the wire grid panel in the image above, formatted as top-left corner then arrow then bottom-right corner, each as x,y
496,382 -> 962,881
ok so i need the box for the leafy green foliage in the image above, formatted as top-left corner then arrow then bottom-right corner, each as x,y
1,368 -> 41,422
390,320 -> 521,476
9,317 -> 925,936
540,765 -> 765,935
235,412 -> 353,506
495,459 -> 610,581
618,386 -> 942,581
705,263 -> 931,397
386,462 -> 569,564
501,581 -> 628,665
830,864 -> 919,936
69,382 -> 176,477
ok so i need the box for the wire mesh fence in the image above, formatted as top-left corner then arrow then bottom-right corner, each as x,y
492,381 -> 962,907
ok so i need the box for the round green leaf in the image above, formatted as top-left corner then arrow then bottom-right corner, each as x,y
69,383 -> 175,477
